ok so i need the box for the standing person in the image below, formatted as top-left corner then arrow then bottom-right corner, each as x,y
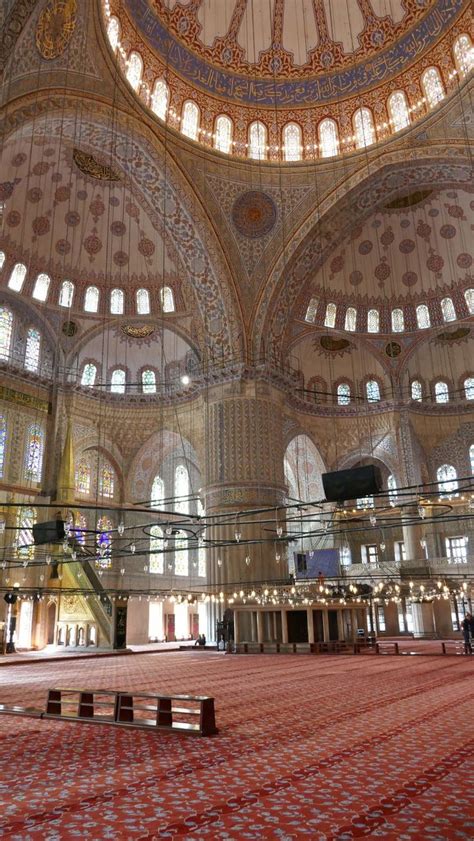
461,613 -> 473,654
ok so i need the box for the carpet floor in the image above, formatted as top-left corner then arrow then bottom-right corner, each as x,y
0,651 -> 472,840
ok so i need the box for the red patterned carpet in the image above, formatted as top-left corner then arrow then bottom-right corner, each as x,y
0,651 -> 472,839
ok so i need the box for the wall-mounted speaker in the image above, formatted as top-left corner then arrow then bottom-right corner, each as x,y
32,520 -> 66,546
322,465 -> 383,503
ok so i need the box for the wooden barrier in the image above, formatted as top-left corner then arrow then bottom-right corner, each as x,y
375,642 -> 399,655
43,688 -> 218,736
441,641 -> 466,655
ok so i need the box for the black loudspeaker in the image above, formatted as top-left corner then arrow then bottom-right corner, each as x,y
322,465 -> 383,503
4,593 -> 17,605
32,520 -> 66,546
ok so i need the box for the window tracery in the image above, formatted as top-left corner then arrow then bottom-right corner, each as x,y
24,424 -> 44,481
305,297 -> 318,323
174,530 -> 188,576
84,286 -> 99,313
110,368 -> 126,394
283,123 -> 302,161
437,464 -> 458,496
391,308 -> 404,332
465,289 -> 474,315
453,34 -> 474,75
388,91 -> 410,132
59,280 -> 74,308
151,78 -> 169,120
107,15 -> 120,51
367,309 -> 379,333
387,474 -> 398,505
75,459 -> 91,495
0,308 -> 13,360
110,288 -> 124,315
17,507 -> 36,559
136,288 -> 150,314
215,115 -> 232,153
337,383 -> 351,405
324,302 -> 336,328
422,67 -> 445,107
441,297 -> 456,322
24,328 -> 41,373
96,516 -> 112,569
32,273 -> 50,302
142,369 -> 157,394
435,381 -> 449,403
182,101 -> 199,140
149,525 -> 164,573
8,263 -> 27,292
416,304 -> 430,329
0,252 -> 5,271
411,380 -> 423,402
249,121 -> 267,160
151,475 -> 165,509
81,363 -> 97,387
175,464 -> 190,514
354,107 -> 375,148
160,286 -> 175,313
366,380 -> 381,402
126,51 -> 143,92
318,119 -> 339,157
344,307 -> 357,332
464,377 -> 474,401
99,465 -> 115,498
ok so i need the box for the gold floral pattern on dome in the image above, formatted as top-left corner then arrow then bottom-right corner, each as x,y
72,149 -> 121,182
36,0 -> 77,60
121,324 -> 155,339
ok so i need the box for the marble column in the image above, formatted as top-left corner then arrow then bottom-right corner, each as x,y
256,610 -> 264,644
233,610 -> 241,643
411,602 -> 435,638
281,609 -> 288,643
322,609 -> 330,641
307,608 -> 315,643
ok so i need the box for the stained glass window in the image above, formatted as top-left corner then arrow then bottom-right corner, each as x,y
215,115 -> 232,154
0,416 -> 6,478
17,507 -> 36,559
324,302 -> 336,328
32,273 -> 50,302
366,380 -> 381,402
416,304 -> 430,329
283,123 -> 302,161
249,121 -> 267,160
391,308 -> 404,332
149,525 -> 164,573
8,263 -> 27,292
387,474 -> 398,505
84,286 -> 99,313
411,380 -> 422,401
151,475 -> 165,509
0,252 -> 5,270
75,460 -> 91,495
435,381 -> 449,403
464,377 -> 474,400
354,107 -> 375,148
136,288 -> 150,314
151,78 -> 169,120
99,465 -> 114,498
388,91 -> 410,132
182,101 -> 199,140
0,308 -> 13,360
318,119 -> 339,157
96,516 -> 112,569
142,369 -> 156,394
24,327 -> 41,372
24,424 -> 44,481
344,307 -> 357,331
453,34 -> 474,75
71,513 -> 87,545
422,67 -> 445,107
81,363 -> 97,387
305,297 -> 318,323
465,289 -> 474,315
437,464 -> 458,496
59,280 -> 74,308
367,309 -> 379,333
110,368 -> 126,393
110,288 -> 124,315
126,51 -> 143,92
441,297 -> 456,322
160,286 -> 175,313
175,464 -> 189,514
107,15 -> 120,51
174,530 -> 188,576
337,383 -> 351,405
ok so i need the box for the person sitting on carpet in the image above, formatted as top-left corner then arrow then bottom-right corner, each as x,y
194,634 -> 206,647
461,613 -> 473,654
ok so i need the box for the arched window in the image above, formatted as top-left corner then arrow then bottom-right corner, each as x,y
437,464 -> 458,496
174,530 -> 188,576
249,121 -> 267,160
464,377 -> 474,400
318,118 -> 339,157
99,465 -> 114,498
0,252 -> 5,270
75,459 -> 91,495
215,115 -> 232,154
136,288 -> 150,315
24,424 -> 44,481
337,383 -> 351,405
142,369 -> 156,394
305,297 -> 318,323
126,51 -> 143,92
59,280 -> 74,308
110,368 -> 126,394
0,416 -> 6,478
24,327 -> 41,372
391,308 -> 404,332
366,380 -> 381,402
32,273 -> 50,302
357,494 -> 374,509
324,302 -> 337,328
411,380 -> 423,402
17,507 -> 36,559
96,516 -> 112,569
149,525 -> 164,574
110,288 -> 124,315
470,444 -> 474,474
283,123 -> 302,161
465,289 -> 474,314
198,536 -> 206,577
354,107 -> 375,148
441,297 -> 456,322
435,381 -> 449,403
160,286 -> 175,313
151,78 -> 169,120
84,285 -> 99,313
422,67 -> 445,107
175,464 -> 190,514
0,307 -> 13,360
387,474 -> 398,505
367,309 -> 379,333
344,307 -> 357,332
151,475 -> 165,509
182,101 -> 199,140
8,263 -> 27,292
388,91 -> 410,132
81,363 -> 97,387
416,304 -> 431,329
107,15 -> 120,51
453,34 -> 474,75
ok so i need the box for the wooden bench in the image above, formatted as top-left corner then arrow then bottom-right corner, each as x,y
44,688 -> 218,736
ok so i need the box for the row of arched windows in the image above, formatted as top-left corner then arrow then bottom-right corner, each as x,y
306,291 -> 474,332
106,14 -> 473,160
2,258 -> 176,315
437,452 -> 474,495
411,377 -> 474,404
0,417 -> 44,484
0,307 -> 42,373
149,467 -> 206,577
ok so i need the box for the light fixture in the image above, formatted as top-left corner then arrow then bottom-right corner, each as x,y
181,374 -> 190,385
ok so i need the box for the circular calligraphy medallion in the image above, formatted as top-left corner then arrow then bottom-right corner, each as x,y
36,0 -> 77,60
